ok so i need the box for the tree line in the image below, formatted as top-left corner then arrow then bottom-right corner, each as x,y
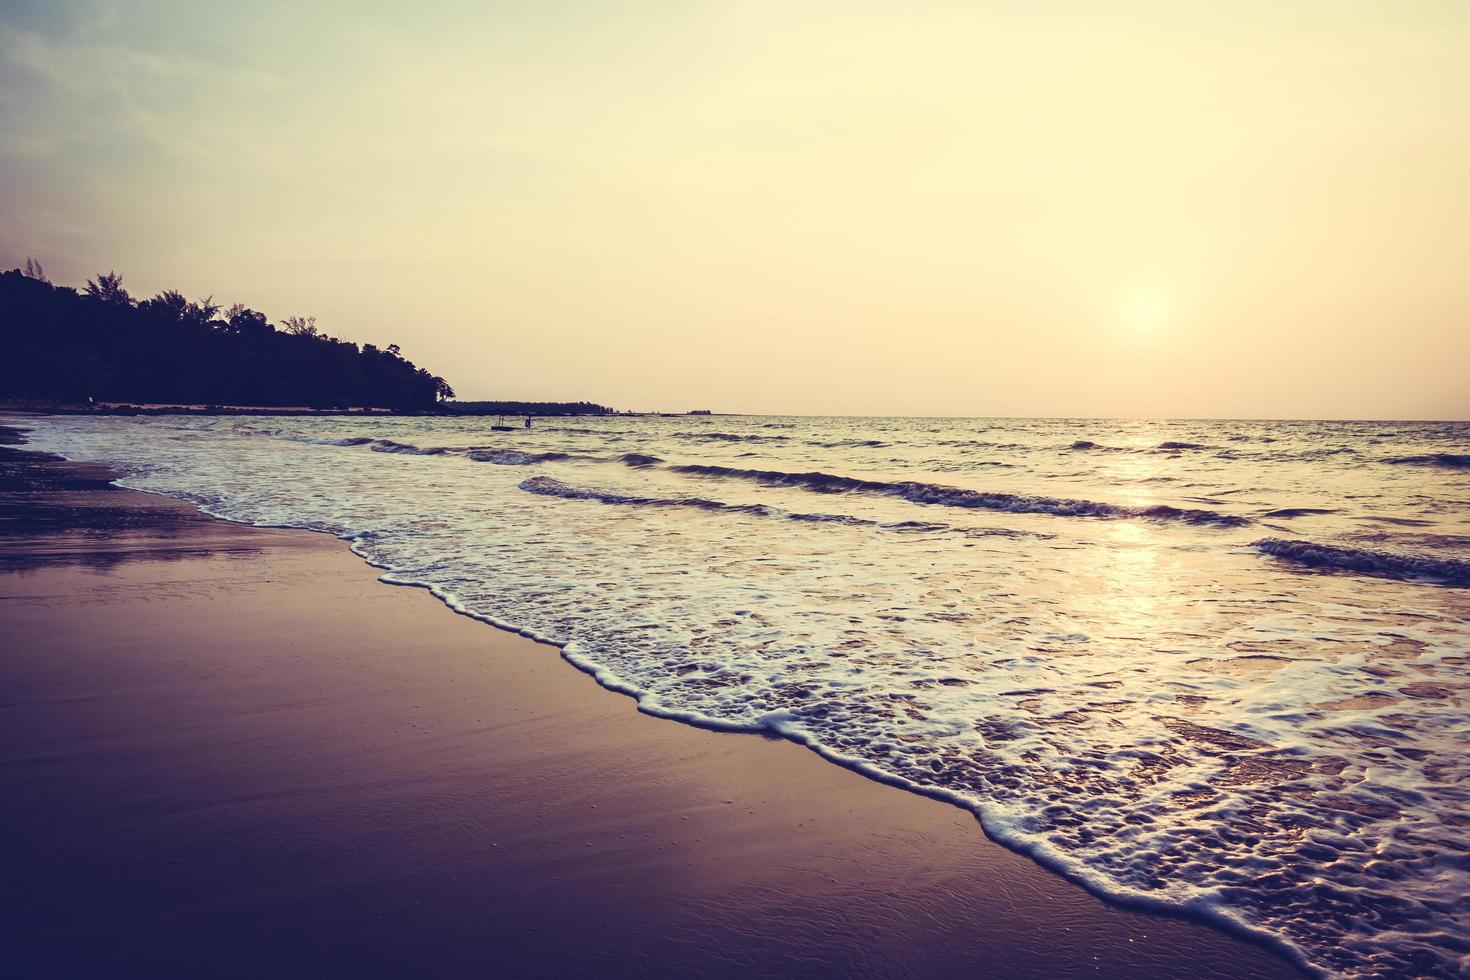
445,400 -> 612,416
0,263 -> 455,410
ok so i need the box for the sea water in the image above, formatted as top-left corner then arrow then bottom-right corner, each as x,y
16,414 -> 1470,977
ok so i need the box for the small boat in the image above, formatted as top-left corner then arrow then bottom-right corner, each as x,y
491,415 -> 515,432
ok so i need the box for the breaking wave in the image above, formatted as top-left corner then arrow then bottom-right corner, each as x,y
468,449 -> 584,466
268,431 -> 452,454
1382,453 -> 1470,470
667,463 -> 1250,526
519,475 -> 1029,538
816,438 -> 890,448
286,434 -> 375,446
1066,439 -> 1213,455
519,474 -> 771,514
1254,538 -> 1470,586
370,439 -> 448,455
676,431 -> 791,443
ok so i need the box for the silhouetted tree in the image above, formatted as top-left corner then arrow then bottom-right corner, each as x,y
445,400 -> 612,415
281,315 -> 318,337
223,304 -> 271,337
189,296 -> 221,326
22,257 -> 47,282
84,271 -> 131,306
139,289 -> 189,318
0,267 -> 455,410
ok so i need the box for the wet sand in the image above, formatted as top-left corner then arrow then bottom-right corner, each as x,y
0,437 -> 1303,978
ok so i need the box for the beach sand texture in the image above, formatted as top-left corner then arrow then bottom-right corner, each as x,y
0,439 -> 1301,978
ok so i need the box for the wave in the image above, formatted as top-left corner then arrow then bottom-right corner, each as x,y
1382,453 -> 1470,470
815,438 -> 890,448
676,431 -> 790,443
937,439 -> 1026,450
1246,446 -> 1360,464
463,448 -> 658,467
1066,440 -> 1212,455
784,511 -> 874,526
1261,507 -> 1339,519
519,475 -> 771,514
301,436 -> 661,469
468,449 -> 582,466
519,476 -> 1033,538
1065,440 -> 1139,454
1063,440 -> 1360,465
273,433 -> 376,447
1254,538 -> 1470,586
268,431 -> 448,454
1067,440 -> 1373,466
928,460 -> 1017,471
370,439 -> 448,455
543,425 -> 639,436
667,463 -> 1249,526
677,428 -> 900,448
1358,515 -> 1435,527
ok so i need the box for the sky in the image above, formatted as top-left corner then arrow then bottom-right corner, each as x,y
2,0 -> 1467,418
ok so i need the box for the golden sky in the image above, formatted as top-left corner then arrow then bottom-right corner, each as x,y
2,1 -> 1467,417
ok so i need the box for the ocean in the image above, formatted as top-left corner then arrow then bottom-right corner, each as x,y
17,413 -> 1470,977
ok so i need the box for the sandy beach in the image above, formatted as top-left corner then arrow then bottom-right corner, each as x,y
0,432 -> 1302,978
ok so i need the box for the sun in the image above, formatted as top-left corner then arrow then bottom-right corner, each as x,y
1124,290 -> 1167,333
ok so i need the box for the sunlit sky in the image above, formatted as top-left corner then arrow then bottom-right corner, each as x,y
2,1 -> 1467,418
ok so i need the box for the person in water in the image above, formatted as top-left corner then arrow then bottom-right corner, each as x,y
524,416 -> 532,428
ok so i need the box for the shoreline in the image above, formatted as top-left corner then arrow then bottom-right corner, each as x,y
0,404 -> 618,418
0,429 -> 1303,978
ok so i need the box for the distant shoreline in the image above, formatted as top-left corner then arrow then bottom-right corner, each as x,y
0,401 -> 717,419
